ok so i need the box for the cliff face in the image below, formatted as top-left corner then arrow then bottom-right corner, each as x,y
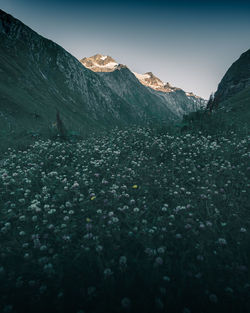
211,49 -> 250,107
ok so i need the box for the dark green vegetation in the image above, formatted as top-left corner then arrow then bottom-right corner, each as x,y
0,125 -> 249,313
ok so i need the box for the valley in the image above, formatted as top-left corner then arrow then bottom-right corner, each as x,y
0,7 -> 249,313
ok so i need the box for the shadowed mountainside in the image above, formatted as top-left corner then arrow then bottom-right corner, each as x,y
0,10 -> 190,152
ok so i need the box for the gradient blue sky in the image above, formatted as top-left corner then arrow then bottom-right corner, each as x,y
1,0 -> 250,98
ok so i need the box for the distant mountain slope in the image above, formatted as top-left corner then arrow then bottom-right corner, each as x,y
208,49 -> 250,110
81,54 -> 207,117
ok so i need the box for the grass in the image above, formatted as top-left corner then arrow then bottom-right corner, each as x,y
0,125 -> 249,313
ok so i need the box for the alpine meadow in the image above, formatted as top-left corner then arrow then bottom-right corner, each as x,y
0,2 -> 249,313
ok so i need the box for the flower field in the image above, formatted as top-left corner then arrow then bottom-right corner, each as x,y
0,127 -> 249,313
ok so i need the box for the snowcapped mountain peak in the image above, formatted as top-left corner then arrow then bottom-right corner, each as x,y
80,54 -> 118,72
80,53 -> 184,93
80,53 -> 205,103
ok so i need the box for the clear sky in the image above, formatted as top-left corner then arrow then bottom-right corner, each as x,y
1,0 -> 250,98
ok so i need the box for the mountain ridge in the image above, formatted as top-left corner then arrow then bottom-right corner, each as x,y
81,54 -> 207,116
81,54 -> 205,101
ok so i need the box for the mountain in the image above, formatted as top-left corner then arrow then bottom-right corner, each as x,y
208,49 -> 250,110
0,10 -> 181,152
81,54 -> 207,112
0,9 -> 206,153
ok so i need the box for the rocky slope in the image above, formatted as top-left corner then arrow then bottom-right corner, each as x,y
208,49 -> 250,110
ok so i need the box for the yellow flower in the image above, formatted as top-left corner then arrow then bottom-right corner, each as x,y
86,218 -> 91,222
90,196 -> 96,200
132,185 -> 138,189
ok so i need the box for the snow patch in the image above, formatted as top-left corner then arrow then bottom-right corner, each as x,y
90,61 -> 118,69
133,72 -> 151,80
100,55 -> 107,60
102,62 -> 118,68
